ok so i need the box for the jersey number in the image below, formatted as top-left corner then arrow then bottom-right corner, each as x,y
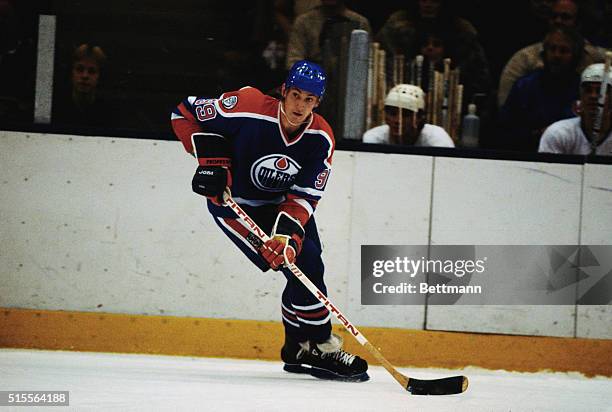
196,104 -> 216,122
315,170 -> 330,189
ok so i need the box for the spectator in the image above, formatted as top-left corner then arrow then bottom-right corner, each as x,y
363,84 -> 455,147
272,0 -> 321,41
294,0 -> 321,17
52,43 -> 114,128
286,0 -> 371,132
418,27 -> 446,66
286,0 -> 371,68
415,25 -> 491,115
377,0 -> 478,53
52,43 -> 153,131
497,0 -> 607,107
498,25 -> 584,152
376,0 -> 490,105
253,1 -> 324,94
539,62 -> 612,156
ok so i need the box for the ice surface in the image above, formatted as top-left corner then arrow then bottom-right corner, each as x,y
1,349 -> 611,411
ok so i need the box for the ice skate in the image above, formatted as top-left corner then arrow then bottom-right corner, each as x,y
281,334 -> 369,382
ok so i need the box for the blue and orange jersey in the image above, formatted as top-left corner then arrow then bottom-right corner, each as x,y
171,86 -> 335,226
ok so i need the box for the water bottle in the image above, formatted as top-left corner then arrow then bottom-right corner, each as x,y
461,103 -> 480,148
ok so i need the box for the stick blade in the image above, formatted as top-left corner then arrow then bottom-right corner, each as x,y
406,375 -> 468,395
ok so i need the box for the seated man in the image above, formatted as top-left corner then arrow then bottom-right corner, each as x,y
286,0 -> 371,68
497,0 -> 606,108
539,62 -> 612,156
363,84 -> 455,147
497,25 -> 583,152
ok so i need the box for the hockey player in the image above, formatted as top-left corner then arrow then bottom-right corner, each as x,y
362,84 -> 455,147
539,63 -> 612,155
171,60 -> 369,382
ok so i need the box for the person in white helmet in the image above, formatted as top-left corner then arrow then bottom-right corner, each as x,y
362,84 -> 455,147
538,62 -> 612,156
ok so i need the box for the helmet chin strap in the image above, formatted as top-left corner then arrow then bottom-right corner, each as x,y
280,101 -> 311,126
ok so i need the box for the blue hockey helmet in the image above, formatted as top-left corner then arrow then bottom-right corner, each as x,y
284,60 -> 327,98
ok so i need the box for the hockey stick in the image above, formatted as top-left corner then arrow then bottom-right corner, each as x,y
223,195 -> 468,395
590,51 -> 612,155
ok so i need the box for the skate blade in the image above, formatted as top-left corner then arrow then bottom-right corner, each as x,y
284,363 -> 369,382
310,367 -> 370,382
283,363 -> 310,374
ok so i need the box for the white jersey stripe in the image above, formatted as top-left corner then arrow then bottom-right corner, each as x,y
281,303 -> 296,315
296,314 -> 331,325
282,314 -> 300,328
290,184 -> 324,197
234,196 -> 285,207
293,198 -> 314,217
291,301 -> 325,311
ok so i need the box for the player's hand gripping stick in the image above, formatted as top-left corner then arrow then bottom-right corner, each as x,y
260,212 -> 304,270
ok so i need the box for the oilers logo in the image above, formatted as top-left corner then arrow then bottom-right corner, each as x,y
251,154 -> 301,192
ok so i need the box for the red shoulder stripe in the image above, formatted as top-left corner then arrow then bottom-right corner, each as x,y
217,87 -> 278,119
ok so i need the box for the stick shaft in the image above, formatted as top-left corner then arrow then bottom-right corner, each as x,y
377,49 -> 386,125
371,43 -> 380,126
398,54 -> 405,85
442,58 -> 451,132
455,84 -> 464,140
426,61 -> 435,123
415,55 -> 423,88
366,43 -> 374,130
448,69 -> 459,141
393,54 -> 399,85
224,195 -> 409,388
591,51 -> 612,151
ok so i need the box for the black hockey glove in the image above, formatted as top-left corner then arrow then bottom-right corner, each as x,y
191,132 -> 232,205
192,166 -> 232,206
